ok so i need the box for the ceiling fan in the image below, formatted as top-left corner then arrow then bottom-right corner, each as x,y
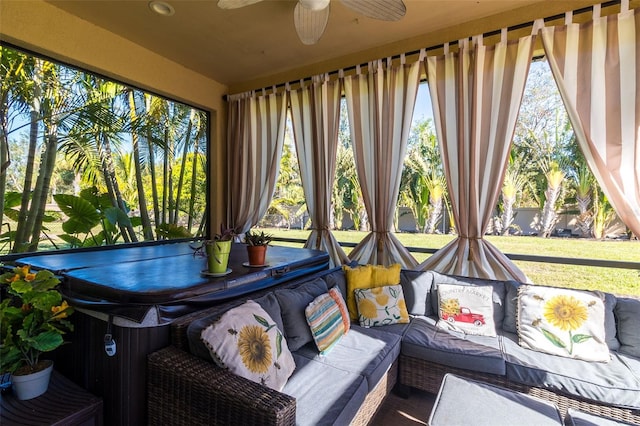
217,0 -> 406,45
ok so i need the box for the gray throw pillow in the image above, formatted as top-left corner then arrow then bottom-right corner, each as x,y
502,280 -> 520,333
400,270 -> 434,316
275,277 -> 328,351
615,297 -> 640,358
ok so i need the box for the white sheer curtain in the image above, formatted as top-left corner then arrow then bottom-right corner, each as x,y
343,58 -> 420,268
288,75 -> 350,267
227,90 -> 287,234
419,33 -> 534,281
540,3 -> 640,238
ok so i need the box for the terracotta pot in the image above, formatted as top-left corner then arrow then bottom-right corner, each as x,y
11,360 -> 54,400
246,245 -> 267,266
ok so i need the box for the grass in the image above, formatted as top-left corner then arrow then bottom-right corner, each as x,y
264,228 -> 640,297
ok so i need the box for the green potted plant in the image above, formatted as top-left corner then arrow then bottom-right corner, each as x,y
243,229 -> 273,266
195,225 -> 237,275
0,265 -> 74,400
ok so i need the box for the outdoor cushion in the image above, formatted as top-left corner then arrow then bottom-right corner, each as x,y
283,354 -> 368,426
200,301 -> 295,391
517,285 -> 610,362
430,272 -> 507,329
275,277 -> 328,351
324,269 -> 348,300
187,294 -> 285,362
565,408 -> 636,426
305,290 -> 347,354
502,331 -> 640,410
615,297 -> 640,358
429,374 -> 563,426
502,280 -> 521,333
399,270 -> 435,316
505,283 -> 619,350
401,316 -> 506,375
354,284 -> 409,328
294,325 -> 402,391
343,264 -> 401,320
436,283 -> 496,337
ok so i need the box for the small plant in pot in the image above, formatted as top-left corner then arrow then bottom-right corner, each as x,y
0,265 -> 74,400
243,230 -> 273,266
194,225 -> 237,274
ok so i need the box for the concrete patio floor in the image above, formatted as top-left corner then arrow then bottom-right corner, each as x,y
371,388 -> 436,426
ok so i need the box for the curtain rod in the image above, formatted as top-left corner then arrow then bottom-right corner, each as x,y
226,0 -> 622,99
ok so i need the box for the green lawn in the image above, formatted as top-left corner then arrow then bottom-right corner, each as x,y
265,228 -> 640,297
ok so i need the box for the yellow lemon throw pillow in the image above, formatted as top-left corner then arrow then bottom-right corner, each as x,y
354,284 -> 409,327
343,264 -> 402,320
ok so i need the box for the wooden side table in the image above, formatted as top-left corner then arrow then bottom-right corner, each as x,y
0,370 -> 103,426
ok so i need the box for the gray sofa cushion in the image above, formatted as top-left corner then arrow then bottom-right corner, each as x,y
501,331 -> 640,410
295,325 -> 402,391
400,270 -> 435,316
401,316 -> 506,375
430,272 -> 507,328
324,269 -> 348,299
429,374 -> 563,426
565,408 -> 635,426
615,297 -> 640,358
502,280 -> 520,333
283,354 -> 368,426
275,277 -> 328,351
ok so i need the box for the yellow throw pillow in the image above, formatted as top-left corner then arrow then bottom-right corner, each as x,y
343,264 -> 373,320
372,263 -> 401,286
343,263 -> 402,320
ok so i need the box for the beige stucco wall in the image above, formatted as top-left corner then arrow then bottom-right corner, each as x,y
0,0 -> 228,229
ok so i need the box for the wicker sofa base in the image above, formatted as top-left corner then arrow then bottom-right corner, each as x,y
399,354 -> 640,425
148,345 -> 398,426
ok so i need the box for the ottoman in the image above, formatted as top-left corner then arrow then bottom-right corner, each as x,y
565,408 -> 635,426
428,374 -> 563,426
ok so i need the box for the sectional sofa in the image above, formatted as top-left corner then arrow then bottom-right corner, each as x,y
147,265 -> 640,425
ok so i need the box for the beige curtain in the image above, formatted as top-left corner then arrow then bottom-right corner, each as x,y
289,75 -> 350,267
227,91 -> 287,234
343,58 -> 421,268
419,34 -> 534,281
540,5 -> 640,238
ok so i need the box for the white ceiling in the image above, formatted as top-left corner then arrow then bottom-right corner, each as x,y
47,0 -> 602,91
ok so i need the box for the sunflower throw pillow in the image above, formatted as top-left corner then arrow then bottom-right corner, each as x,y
201,300 -> 296,391
517,286 -> 610,362
354,284 -> 409,328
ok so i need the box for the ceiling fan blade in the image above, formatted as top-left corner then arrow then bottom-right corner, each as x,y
217,0 -> 263,10
340,0 -> 405,21
294,1 -> 330,45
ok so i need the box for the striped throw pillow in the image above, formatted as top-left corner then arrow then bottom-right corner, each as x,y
305,291 -> 347,354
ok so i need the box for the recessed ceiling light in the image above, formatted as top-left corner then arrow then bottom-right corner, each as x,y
149,1 -> 174,16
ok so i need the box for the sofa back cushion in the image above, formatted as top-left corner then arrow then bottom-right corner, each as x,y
275,277 -> 328,351
430,272 -> 507,329
400,270 -> 435,316
615,297 -> 640,358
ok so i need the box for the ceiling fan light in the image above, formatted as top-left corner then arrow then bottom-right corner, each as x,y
299,0 -> 330,11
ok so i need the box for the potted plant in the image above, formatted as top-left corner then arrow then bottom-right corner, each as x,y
0,265 -> 74,400
243,229 -> 273,266
195,225 -> 237,275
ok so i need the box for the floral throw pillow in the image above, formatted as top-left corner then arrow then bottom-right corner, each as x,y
436,284 -> 496,337
201,300 -> 296,391
354,284 -> 409,328
517,286 -> 610,362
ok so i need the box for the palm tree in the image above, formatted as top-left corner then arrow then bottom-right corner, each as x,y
539,161 -> 566,238
574,163 -> 594,237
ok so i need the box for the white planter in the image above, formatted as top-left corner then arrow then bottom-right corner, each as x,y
11,361 -> 54,400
